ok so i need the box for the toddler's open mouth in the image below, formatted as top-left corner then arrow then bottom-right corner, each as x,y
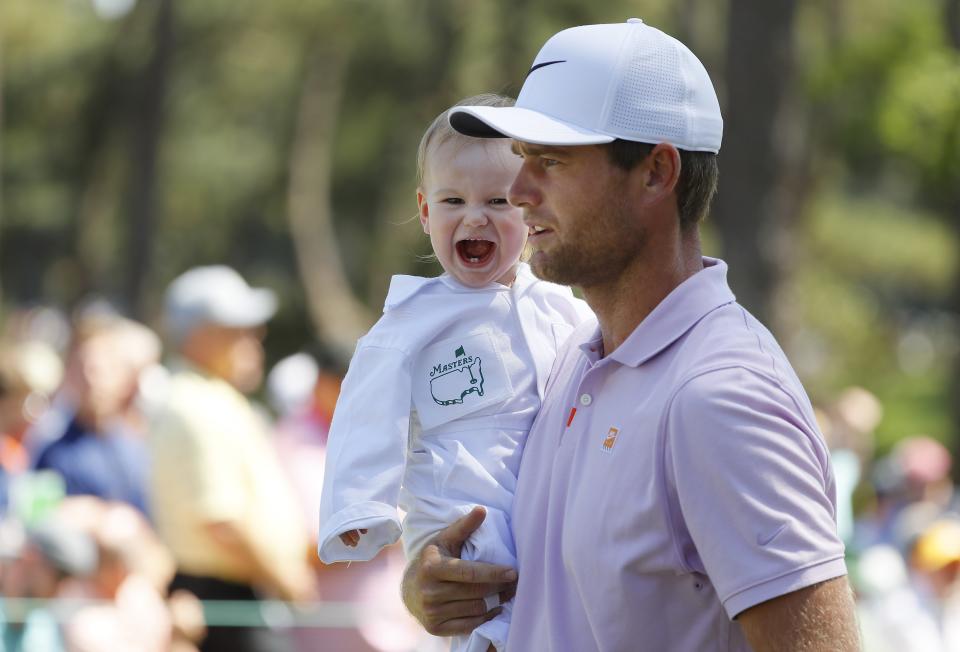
456,239 -> 495,265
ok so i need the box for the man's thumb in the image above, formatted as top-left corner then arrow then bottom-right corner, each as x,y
437,506 -> 486,556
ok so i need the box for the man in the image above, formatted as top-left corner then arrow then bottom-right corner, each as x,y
402,19 -> 860,651
34,314 -> 159,517
148,265 -> 313,652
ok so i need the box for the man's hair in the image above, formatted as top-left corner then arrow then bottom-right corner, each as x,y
606,139 -> 719,230
416,93 -> 515,188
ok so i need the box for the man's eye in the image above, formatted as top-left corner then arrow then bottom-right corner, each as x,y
542,157 -> 560,168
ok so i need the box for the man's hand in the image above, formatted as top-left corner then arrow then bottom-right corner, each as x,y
401,506 -> 518,637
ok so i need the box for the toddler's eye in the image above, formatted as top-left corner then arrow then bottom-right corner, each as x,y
442,197 -> 465,205
490,198 -> 509,206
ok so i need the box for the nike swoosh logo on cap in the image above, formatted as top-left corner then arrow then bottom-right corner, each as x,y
526,60 -> 566,77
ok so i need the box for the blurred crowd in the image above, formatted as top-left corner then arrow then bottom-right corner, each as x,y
819,387 -> 960,651
2,265 -> 960,651
0,266 -> 439,652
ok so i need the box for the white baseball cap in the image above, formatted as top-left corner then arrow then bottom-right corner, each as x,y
450,19 -> 723,153
164,265 -> 277,341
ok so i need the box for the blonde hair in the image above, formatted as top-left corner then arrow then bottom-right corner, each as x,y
415,93 -> 515,188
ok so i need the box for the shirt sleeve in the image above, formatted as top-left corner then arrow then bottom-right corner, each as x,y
317,343 -> 412,563
663,366 -> 847,619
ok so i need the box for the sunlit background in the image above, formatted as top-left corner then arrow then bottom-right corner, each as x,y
2,0 -> 960,650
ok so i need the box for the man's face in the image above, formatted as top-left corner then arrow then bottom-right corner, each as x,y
508,142 -> 645,288
72,333 -> 137,429
189,324 -> 265,394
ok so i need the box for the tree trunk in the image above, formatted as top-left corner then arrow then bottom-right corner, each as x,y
711,0 -> 800,328
943,0 -> 960,480
123,0 -> 174,318
287,44 -> 373,355
947,0 -> 960,50
0,35 -> 5,308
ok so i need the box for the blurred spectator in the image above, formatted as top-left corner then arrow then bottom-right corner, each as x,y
32,314 -> 159,517
267,352 -> 329,539
856,435 -> 954,552
0,516 -> 98,652
53,497 -> 202,652
858,517 -> 960,652
826,386 -> 884,461
819,386 -> 883,544
856,544 -> 943,652
0,341 -> 63,516
149,266 -> 313,652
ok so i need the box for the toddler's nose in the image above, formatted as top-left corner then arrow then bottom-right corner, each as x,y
463,207 -> 489,227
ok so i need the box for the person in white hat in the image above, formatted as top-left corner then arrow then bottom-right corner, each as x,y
401,20 -> 859,651
147,265 -> 314,652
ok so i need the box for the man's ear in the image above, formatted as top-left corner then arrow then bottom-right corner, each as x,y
417,190 -> 430,234
638,143 -> 681,205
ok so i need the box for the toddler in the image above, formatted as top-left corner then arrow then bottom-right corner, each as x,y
318,94 -> 593,652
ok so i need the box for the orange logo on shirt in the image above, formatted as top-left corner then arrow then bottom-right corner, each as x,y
601,427 -> 620,452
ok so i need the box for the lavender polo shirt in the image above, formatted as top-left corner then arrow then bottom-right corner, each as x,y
507,258 -> 847,651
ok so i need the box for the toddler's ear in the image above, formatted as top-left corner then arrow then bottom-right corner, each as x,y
417,190 -> 430,234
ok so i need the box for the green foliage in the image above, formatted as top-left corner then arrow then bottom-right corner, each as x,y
1,0 -> 958,449
878,49 -> 960,201
789,193 -> 958,448
808,195 -> 957,298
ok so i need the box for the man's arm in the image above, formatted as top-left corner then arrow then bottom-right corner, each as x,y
401,507 -> 517,637
737,577 -> 861,652
205,521 -> 314,602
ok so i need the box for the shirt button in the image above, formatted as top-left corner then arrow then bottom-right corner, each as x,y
579,393 -> 592,406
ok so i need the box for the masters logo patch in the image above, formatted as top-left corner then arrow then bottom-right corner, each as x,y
412,330 -> 512,431
429,346 -> 484,406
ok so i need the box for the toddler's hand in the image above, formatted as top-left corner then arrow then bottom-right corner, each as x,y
339,529 -> 368,547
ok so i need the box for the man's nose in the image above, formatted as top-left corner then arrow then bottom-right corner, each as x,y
508,164 -> 539,208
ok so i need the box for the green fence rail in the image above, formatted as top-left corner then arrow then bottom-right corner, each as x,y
0,597 -> 364,628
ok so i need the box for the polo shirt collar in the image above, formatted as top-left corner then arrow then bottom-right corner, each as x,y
607,257 -> 736,368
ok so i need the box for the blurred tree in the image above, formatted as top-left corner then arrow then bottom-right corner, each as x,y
712,0 -> 800,327
123,0 -> 174,319
0,32 -> 5,309
287,37 -> 373,355
947,0 -> 960,49
1,0 -> 958,460
798,0 -> 960,452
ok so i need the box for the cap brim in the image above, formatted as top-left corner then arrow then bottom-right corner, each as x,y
450,106 -> 615,146
210,289 -> 277,328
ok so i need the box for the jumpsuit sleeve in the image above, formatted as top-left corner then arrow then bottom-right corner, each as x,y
317,343 -> 413,563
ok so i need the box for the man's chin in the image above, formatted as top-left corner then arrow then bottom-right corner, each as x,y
529,256 -> 574,287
